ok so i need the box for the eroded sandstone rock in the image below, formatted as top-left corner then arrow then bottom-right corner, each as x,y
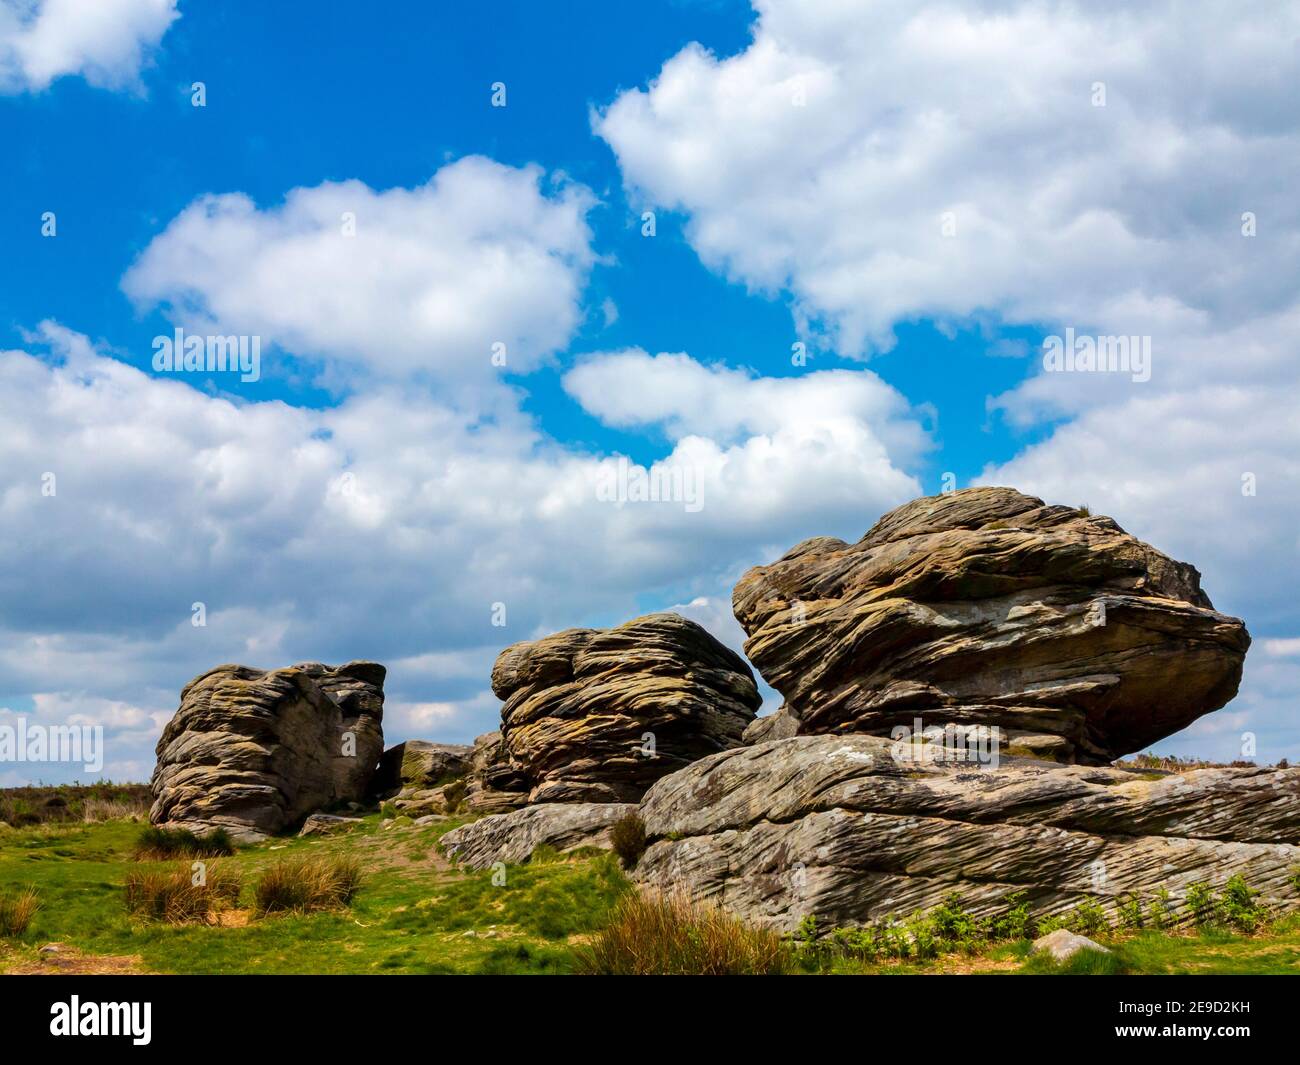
733,487 -> 1249,763
374,740 -> 473,795
150,661 -> 385,841
463,730 -> 530,814
633,735 -> 1300,932
440,802 -> 635,869
490,612 -> 760,803
373,739 -> 475,816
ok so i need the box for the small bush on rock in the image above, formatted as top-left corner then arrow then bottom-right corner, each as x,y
575,890 -> 790,975
254,855 -> 362,916
609,811 -> 648,870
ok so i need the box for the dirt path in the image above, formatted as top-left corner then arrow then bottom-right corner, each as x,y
2,942 -> 146,975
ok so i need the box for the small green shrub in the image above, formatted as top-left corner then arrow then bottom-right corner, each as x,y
1221,875 -> 1265,933
1118,893 -> 1146,930
1148,888 -> 1173,930
1070,897 -> 1111,937
1185,881 -> 1221,927
990,891 -> 1033,940
575,890 -> 790,975
1077,503 -> 1092,517
929,893 -> 983,947
134,825 -> 235,860
254,855 -> 362,916
1033,912 -> 1069,936
0,887 -> 40,936
608,811 -> 648,870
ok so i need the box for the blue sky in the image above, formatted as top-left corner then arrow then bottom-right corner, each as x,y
2,0 -> 1298,783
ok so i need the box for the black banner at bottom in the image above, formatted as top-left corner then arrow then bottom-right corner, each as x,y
0,973 -> 1289,1050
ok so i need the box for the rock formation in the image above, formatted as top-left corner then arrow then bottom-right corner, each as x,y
462,730 -> 531,814
733,487 -> 1249,763
489,612 -> 760,803
373,739 -> 474,817
150,661 -> 385,841
633,735 -> 1300,932
441,802 -> 635,869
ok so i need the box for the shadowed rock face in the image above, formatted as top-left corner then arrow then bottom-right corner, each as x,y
733,487 -> 1250,763
491,612 -> 761,803
634,735 -> 1300,932
150,661 -> 385,841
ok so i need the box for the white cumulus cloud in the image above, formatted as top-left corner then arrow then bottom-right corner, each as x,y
122,156 -> 598,382
0,0 -> 178,93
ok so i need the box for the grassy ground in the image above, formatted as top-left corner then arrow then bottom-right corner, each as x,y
1,814 -> 1297,975
0,783 -> 151,827
0,814 -> 626,974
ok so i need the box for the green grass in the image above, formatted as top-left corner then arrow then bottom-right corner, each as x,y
134,825 -> 236,860
0,814 -> 629,974
3,815 -> 1299,974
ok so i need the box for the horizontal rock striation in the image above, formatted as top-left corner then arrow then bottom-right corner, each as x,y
150,660 -> 385,841
441,802 -> 635,869
733,487 -> 1250,763
491,612 -> 760,803
633,735 -> 1300,932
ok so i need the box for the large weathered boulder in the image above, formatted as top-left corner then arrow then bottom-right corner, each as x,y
441,802 -> 635,870
490,612 -> 760,803
733,487 -> 1250,763
462,730 -> 530,814
633,735 -> 1300,933
150,661 -> 385,841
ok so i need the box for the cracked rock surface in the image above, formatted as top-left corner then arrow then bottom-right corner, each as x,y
150,660 -> 385,841
489,612 -> 760,803
633,735 -> 1300,932
733,487 -> 1249,763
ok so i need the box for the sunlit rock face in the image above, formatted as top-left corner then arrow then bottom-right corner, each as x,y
732,487 -> 1250,764
150,660 -> 385,841
491,612 -> 760,803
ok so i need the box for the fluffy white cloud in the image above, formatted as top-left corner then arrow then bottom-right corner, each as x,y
0,0 -> 177,93
0,325 -> 927,780
596,0 -> 1300,354
598,1 -> 1300,763
122,157 -> 598,381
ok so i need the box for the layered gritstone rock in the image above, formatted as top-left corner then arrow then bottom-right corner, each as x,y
733,487 -> 1250,763
373,739 -> 474,817
491,612 -> 761,803
634,735 -> 1300,932
441,803 -> 636,869
150,661 -> 385,841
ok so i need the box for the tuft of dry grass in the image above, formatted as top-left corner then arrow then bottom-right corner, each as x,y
0,887 -> 40,937
574,890 -> 790,975
82,796 -> 149,823
253,855 -> 362,916
124,861 -> 242,924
